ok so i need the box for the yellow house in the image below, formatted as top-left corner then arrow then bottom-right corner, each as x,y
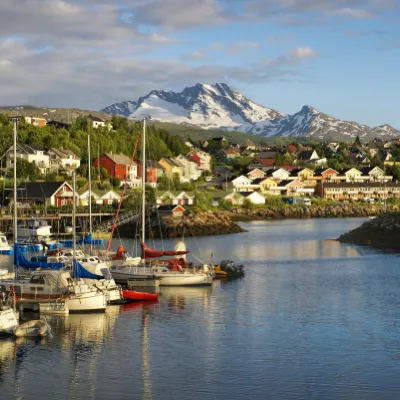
259,177 -> 278,193
290,168 -> 315,186
159,157 -> 184,178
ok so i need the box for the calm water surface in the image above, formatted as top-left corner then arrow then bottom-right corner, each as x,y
2,218 -> 400,399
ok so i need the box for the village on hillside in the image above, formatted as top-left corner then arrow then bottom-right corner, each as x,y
2,114 -> 400,216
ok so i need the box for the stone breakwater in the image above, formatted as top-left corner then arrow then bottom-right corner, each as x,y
338,213 -> 400,250
225,204 -> 400,221
152,211 -> 246,238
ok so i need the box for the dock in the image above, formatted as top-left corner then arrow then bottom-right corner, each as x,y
17,298 -> 69,315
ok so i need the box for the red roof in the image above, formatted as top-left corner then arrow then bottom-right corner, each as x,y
287,144 -> 297,153
257,159 -> 275,166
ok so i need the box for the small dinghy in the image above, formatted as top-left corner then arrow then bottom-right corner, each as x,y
122,289 -> 158,302
13,320 -> 51,338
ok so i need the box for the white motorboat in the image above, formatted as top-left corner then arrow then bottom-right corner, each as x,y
0,292 -> 19,335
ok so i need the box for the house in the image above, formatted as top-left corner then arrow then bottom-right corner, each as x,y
157,205 -> 186,218
230,175 -> 260,192
159,157 -> 184,179
174,155 -> 201,182
47,120 -> 70,129
187,149 -> 212,172
79,190 -> 101,206
9,116 -> 47,127
1,143 -> 50,174
360,166 -> 392,182
137,161 -> 164,188
314,168 -> 340,183
289,168 -> 315,185
273,180 -> 314,197
242,139 -> 257,151
210,191 -> 239,206
93,153 -> 138,185
339,167 -> 363,182
156,191 -> 195,206
257,178 -> 278,193
7,181 -> 76,208
100,190 -> 120,205
247,169 -> 265,181
315,182 -> 400,201
87,115 -> 108,129
287,144 -> 298,154
48,148 -> 80,175
265,168 -> 291,182
239,191 -> 266,205
216,148 -> 240,164
296,150 -> 320,164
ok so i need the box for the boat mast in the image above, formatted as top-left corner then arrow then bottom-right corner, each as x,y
88,134 -> 92,252
141,119 -> 146,245
72,171 -> 76,262
13,120 -> 17,246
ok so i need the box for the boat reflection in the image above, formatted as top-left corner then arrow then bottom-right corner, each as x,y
0,339 -> 16,380
159,286 -> 213,312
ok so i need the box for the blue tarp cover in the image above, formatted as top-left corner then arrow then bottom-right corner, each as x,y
71,259 -> 103,280
14,245 -> 64,270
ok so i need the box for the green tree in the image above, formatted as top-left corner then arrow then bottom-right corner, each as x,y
7,158 -> 40,180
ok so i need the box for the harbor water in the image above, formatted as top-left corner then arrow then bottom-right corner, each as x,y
2,218 -> 400,399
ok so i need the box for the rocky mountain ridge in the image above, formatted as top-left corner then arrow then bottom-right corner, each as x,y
101,83 -> 399,141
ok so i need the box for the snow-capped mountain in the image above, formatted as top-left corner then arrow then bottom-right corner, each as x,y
101,83 -> 284,129
101,83 -> 399,140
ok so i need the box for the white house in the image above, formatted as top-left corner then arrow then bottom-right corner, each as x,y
230,175 -> 260,192
79,190 -> 102,206
100,190 -> 120,205
157,191 -> 195,206
240,191 -> 266,205
268,168 -> 291,182
1,143 -> 50,174
87,115 -> 110,129
174,155 -> 202,182
48,148 -> 80,175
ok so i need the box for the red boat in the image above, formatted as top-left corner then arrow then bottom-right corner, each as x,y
122,290 -> 158,302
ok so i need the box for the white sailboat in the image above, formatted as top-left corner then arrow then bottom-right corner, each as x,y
110,120 -> 213,286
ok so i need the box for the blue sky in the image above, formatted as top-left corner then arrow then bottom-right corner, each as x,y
0,0 -> 399,128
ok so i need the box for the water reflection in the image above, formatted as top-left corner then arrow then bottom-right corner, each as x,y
160,286 -> 213,313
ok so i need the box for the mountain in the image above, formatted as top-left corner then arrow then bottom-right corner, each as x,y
101,83 -> 284,129
101,83 -> 399,141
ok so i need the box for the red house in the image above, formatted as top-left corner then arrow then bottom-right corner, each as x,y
137,161 -> 164,186
187,151 -> 201,167
93,153 -> 136,182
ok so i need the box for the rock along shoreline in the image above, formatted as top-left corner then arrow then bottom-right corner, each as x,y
115,204 -> 400,239
338,212 -> 400,251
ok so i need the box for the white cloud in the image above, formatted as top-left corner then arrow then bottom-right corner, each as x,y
331,8 -> 372,18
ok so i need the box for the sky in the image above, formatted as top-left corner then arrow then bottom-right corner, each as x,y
0,0 -> 399,128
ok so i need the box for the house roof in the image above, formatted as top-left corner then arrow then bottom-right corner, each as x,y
314,168 -> 339,176
278,180 -> 303,187
104,153 -> 132,165
339,168 -> 361,174
258,151 -> 277,159
17,143 -> 45,154
287,144 -> 298,153
144,160 -> 164,169
87,115 -> 104,122
47,120 -> 70,129
297,150 -> 315,160
50,148 -> 78,159
238,191 -> 263,197
8,181 -> 71,200
360,166 -> 383,175
176,154 -> 197,164
160,157 -> 183,167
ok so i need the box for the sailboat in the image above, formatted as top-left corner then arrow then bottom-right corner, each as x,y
110,120 -> 213,286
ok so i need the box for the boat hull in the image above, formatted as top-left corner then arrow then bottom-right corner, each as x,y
68,291 -> 107,313
13,320 -> 51,338
122,290 -> 158,302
